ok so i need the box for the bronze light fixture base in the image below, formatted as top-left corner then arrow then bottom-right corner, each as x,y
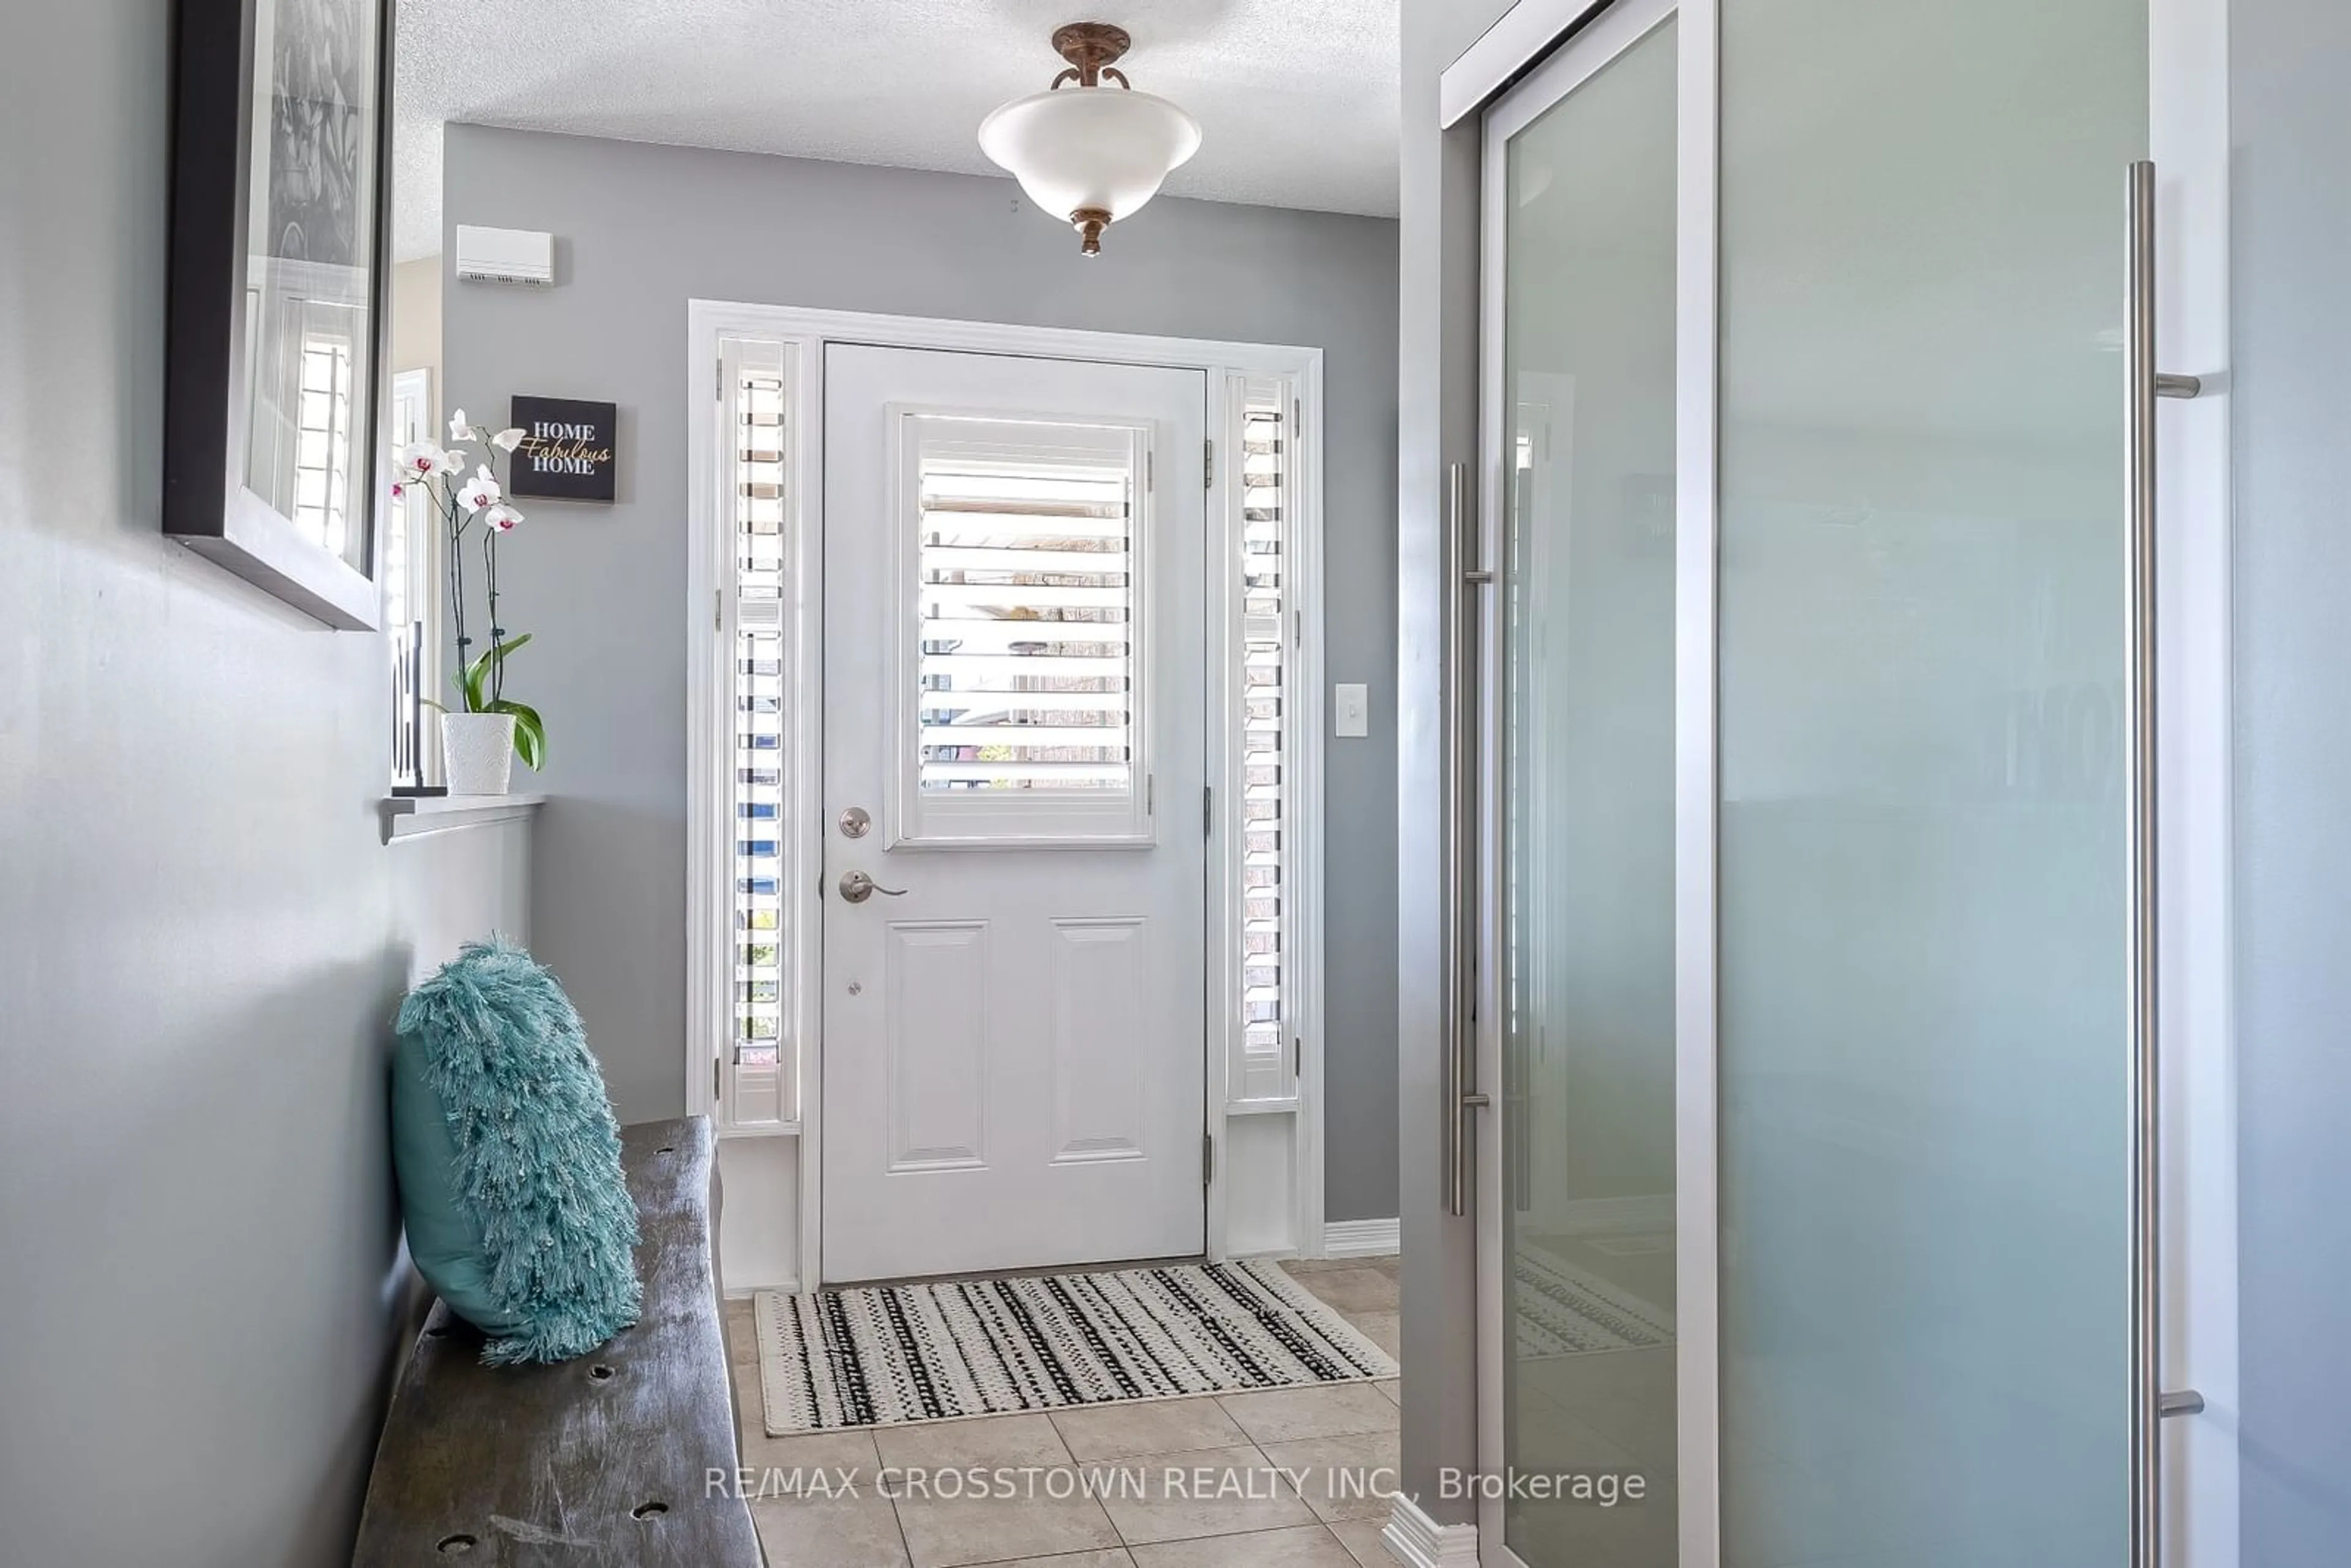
1071,206 -> 1112,257
1051,23 -> 1134,89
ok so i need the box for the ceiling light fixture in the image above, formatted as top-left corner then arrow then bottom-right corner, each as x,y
979,23 -> 1203,257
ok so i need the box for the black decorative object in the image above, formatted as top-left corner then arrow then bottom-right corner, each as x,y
163,0 -> 398,630
508,397 -> 620,503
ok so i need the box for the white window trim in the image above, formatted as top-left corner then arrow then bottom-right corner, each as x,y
686,302 -> 1330,1286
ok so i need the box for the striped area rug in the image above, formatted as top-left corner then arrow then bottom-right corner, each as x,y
754,1259 -> 1396,1435
1513,1246 -> 1676,1358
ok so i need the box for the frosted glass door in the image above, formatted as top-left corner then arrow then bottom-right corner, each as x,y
1489,12 -> 1681,1565
1714,2 -> 2147,1565
1472,0 -> 2172,1561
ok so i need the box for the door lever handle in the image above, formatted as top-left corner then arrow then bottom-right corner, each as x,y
839,870 -> 908,904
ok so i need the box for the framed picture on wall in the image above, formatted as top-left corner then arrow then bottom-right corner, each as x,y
508,396 -> 620,503
162,0 -> 398,631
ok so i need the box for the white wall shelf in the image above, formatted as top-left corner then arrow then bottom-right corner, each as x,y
380,793 -> 547,844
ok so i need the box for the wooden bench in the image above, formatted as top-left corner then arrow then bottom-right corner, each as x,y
354,1116 -> 763,1565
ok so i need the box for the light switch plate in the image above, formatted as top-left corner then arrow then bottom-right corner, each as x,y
1335,683 -> 1370,738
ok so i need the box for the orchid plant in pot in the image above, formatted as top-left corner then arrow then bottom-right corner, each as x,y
394,410 -> 547,796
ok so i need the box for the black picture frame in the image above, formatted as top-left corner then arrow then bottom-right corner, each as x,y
163,0 -> 397,631
508,396 -> 620,503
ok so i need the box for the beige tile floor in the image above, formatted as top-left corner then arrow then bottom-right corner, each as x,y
725,1257 -> 1403,1567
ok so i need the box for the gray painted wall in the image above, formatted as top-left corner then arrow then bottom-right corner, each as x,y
2231,0 -> 2351,1559
440,125 -> 1403,1221
0,7 -> 534,1561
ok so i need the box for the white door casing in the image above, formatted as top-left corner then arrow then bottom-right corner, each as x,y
685,303 -> 1327,1295
820,344 -> 1211,1283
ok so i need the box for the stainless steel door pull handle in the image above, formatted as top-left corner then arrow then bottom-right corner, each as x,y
1444,460 -> 1494,1218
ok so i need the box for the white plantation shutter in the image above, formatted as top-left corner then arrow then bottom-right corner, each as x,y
913,421 -> 1141,796
724,343 -> 797,1127
1234,376 -> 1298,1095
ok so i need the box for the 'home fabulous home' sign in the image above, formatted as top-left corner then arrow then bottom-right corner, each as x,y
508,396 -> 618,503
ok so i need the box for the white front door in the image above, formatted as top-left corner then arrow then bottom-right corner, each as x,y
820,344 -> 1210,1284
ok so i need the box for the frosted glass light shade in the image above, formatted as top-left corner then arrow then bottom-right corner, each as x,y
979,87 -> 1202,247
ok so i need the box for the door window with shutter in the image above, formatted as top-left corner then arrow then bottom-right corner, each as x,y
890,412 -> 1157,847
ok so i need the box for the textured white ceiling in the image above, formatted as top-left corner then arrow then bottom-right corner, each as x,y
392,0 -> 1401,261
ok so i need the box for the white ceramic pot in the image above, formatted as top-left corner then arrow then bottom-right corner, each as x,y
441,711 -> 517,797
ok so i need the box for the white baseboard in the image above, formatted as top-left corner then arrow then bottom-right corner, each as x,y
1322,1217 -> 1401,1258
1384,1492 -> 1478,1567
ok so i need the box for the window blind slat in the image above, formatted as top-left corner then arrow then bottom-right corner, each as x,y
921,691 -> 1129,714
921,512 -> 1130,541
921,583 -> 1131,611
922,723 -> 1122,746
922,762 -> 1132,784
921,546 -> 1131,574
921,654 -> 1130,678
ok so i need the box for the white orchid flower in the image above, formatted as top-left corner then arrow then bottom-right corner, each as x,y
492,427 -> 526,453
482,502 -> 524,533
448,408 -> 479,443
396,441 -> 454,482
456,465 -> 502,514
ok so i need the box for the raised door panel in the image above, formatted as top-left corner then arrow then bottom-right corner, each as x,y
885,920 -> 990,1172
1048,917 -> 1151,1165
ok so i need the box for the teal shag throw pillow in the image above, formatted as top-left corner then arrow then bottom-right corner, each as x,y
392,937 -> 642,1365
